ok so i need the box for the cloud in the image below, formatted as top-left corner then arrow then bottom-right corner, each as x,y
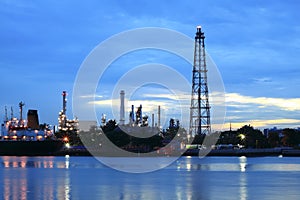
80,94 -> 103,99
79,90 -> 300,130
226,93 -> 300,111
89,97 -> 182,114
252,77 -> 272,83
221,119 -> 300,130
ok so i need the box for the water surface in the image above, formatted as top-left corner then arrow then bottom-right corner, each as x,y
0,156 -> 299,200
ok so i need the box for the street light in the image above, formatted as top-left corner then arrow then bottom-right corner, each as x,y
239,134 -> 245,140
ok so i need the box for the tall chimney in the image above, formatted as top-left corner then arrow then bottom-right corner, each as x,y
27,110 -> 39,129
152,113 -> 154,127
119,90 -> 125,125
62,91 -> 67,115
158,105 -> 161,129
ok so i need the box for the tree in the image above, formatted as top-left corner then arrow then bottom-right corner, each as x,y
55,129 -> 82,146
237,125 -> 268,148
217,131 -> 239,145
281,129 -> 300,147
268,131 -> 280,147
101,120 -> 117,133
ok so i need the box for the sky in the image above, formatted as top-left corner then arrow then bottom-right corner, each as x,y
1,0 -> 300,131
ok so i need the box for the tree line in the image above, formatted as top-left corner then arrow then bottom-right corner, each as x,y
56,121 -> 300,149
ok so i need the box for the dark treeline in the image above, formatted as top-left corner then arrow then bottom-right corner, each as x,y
211,125 -> 300,148
57,121 -> 300,150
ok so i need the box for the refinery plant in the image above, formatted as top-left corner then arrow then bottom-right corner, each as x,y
58,91 -> 79,132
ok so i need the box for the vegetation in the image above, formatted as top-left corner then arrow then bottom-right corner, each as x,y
216,125 -> 300,148
55,129 -> 82,146
281,128 -> 300,147
87,119 -> 165,153
57,119 -> 300,150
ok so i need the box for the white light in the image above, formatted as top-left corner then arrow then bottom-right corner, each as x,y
197,25 -> 201,29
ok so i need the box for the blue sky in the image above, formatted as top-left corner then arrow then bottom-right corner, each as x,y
1,0 -> 300,130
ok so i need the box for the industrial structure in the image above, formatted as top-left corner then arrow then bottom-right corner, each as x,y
128,104 -> 148,127
118,90 -> 162,128
189,26 -> 211,135
58,91 -> 78,132
119,90 -> 125,125
27,109 -> 40,129
19,101 -> 25,124
158,105 -> 161,129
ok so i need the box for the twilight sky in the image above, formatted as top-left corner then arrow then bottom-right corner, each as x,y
1,0 -> 300,130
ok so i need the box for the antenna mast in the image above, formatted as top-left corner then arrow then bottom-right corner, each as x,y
19,101 -> 25,121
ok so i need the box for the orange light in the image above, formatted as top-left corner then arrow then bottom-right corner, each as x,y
63,137 -> 69,142
37,135 -> 43,140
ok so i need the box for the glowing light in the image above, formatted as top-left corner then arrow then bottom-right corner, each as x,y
65,143 -> 70,148
239,134 -> 246,140
37,135 -> 43,140
63,137 -> 69,142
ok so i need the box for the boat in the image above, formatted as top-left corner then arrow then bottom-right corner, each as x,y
0,102 -> 64,156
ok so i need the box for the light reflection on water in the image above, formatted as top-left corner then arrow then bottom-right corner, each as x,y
1,156 -> 72,200
175,156 -> 300,172
1,156 -> 300,172
0,156 -> 300,199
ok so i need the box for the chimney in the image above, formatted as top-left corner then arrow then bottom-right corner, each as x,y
27,110 -> 39,129
158,105 -> 161,129
152,113 -> 154,127
119,90 -> 125,125
62,91 -> 67,115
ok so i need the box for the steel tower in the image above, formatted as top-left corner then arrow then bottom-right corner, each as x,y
189,26 -> 211,135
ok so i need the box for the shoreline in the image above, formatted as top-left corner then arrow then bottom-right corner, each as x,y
51,148 -> 300,157
0,147 -> 299,157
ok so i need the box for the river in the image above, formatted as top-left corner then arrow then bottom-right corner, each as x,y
0,156 -> 299,199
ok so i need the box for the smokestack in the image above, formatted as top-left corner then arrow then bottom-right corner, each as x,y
152,113 -> 154,127
62,91 -> 67,115
120,90 -> 125,125
158,105 -> 161,128
27,110 -> 39,129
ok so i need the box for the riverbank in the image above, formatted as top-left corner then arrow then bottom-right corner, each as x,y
183,148 -> 300,157
55,147 -> 300,157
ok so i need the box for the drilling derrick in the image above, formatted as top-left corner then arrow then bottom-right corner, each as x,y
189,26 -> 211,136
